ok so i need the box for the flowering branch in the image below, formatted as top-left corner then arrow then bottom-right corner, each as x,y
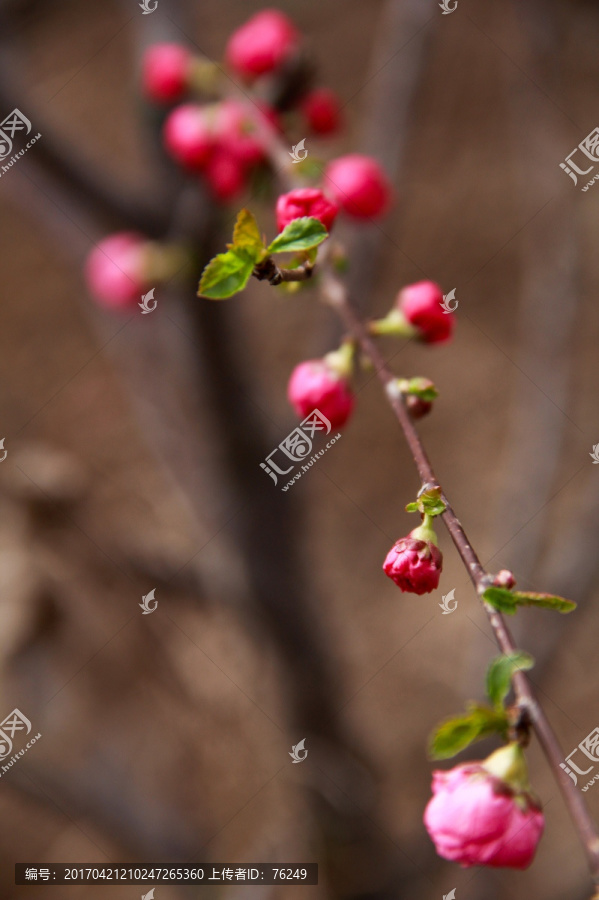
83,6 -> 599,890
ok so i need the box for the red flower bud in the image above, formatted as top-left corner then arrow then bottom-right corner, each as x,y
301,88 -> 342,135
225,9 -> 299,80
424,747 -> 544,869
383,536 -> 442,594
325,154 -> 392,219
214,100 -> 269,167
276,187 -> 338,233
163,104 -> 214,171
85,232 -> 150,310
397,280 -> 454,344
287,359 -> 354,429
204,151 -> 247,201
142,43 -> 191,104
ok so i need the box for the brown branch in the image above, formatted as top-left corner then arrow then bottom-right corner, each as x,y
316,257 -> 599,884
263,242 -> 599,883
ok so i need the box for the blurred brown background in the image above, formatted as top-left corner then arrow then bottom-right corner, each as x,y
0,0 -> 598,898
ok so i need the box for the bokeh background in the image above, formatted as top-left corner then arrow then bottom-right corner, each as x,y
0,0 -> 598,898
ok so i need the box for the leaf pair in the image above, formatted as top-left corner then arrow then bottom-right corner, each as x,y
405,485 -> 446,518
429,651 -> 534,760
198,209 -> 329,300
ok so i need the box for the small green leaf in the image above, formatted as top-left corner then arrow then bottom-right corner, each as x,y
232,208 -> 265,259
419,486 -> 446,517
486,652 -> 534,709
405,378 -> 439,402
429,703 -> 508,760
405,501 -> 419,513
267,216 -> 328,254
198,248 -> 256,300
482,586 -> 576,615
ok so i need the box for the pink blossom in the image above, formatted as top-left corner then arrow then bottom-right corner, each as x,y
383,537 -> 442,594
85,233 -> 149,310
276,188 -> 338,233
325,154 -> 392,219
288,359 -> 354,428
398,280 -> 454,344
226,10 -> 299,80
424,761 -> 544,869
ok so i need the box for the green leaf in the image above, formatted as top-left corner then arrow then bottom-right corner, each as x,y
198,248 -> 256,300
232,208 -> 265,259
405,501 -> 419,513
429,703 -> 508,760
405,378 -> 439,402
267,216 -> 328,254
486,652 -> 534,709
482,586 -> 576,615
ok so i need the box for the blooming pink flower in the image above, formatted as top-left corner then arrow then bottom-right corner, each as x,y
226,9 -> 299,80
325,154 -> 392,219
383,536 -> 442,594
287,359 -> 354,428
424,759 -> 544,869
398,280 -> 454,344
85,232 -> 149,309
276,188 -> 338,233
163,104 -> 214,171
142,43 -> 191,104
301,88 -> 342,135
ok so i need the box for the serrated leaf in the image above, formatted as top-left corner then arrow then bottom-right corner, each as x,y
198,248 -> 256,300
482,586 -> 576,615
232,208 -> 264,259
486,652 -> 534,709
429,703 -> 508,760
267,216 -> 328,254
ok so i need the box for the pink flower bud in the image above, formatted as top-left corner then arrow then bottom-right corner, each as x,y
142,43 -> 191,104
225,9 -> 299,80
301,88 -> 342,135
163,104 -> 214,171
424,756 -> 544,869
85,232 -> 149,309
397,280 -> 454,344
324,154 -> 392,219
204,151 -> 247,201
287,359 -> 354,429
276,187 -> 338,233
214,100 -> 269,167
383,536 -> 442,594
